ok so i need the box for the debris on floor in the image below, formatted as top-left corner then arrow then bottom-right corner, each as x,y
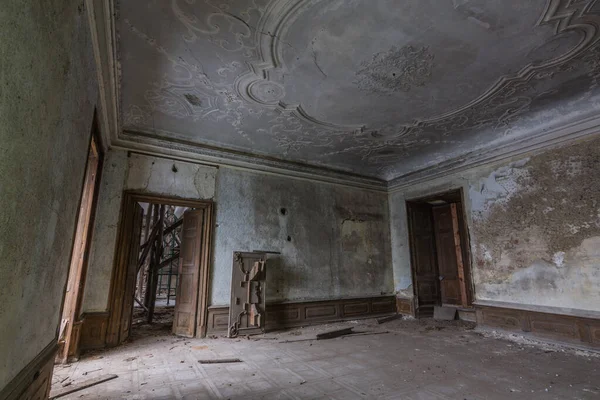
49,374 -> 117,399
198,358 -> 242,364
316,327 -> 354,340
50,317 -> 599,399
376,313 -> 403,324
433,305 -> 457,321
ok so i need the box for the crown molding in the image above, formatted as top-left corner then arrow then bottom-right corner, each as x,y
387,113 -> 600,193
113,131 -> 388,191
86,0 -> 120,152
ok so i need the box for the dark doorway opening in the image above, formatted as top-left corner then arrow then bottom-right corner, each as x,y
406,189 -> 473,318
131,202 -> 188,335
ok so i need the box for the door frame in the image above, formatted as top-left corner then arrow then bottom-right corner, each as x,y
57,113 -> 104,362
106,192 -> 214,345
406,188 -> 474,312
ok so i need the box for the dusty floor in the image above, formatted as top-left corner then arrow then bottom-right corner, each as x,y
52,318 -> 600,400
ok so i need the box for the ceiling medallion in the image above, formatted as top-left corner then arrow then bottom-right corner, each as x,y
355,45 -> 435,94
233,0 -> 600,138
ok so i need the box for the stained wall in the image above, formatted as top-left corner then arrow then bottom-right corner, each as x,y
0,0 -> 99,389
82,151 -> 217,312
389,135 -> 600,312
82,155 -> 393,312
211,168 -> 393,305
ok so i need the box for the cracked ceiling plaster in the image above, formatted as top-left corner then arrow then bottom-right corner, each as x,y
118,0 -> 600,181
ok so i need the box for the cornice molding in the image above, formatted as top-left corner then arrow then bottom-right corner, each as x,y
86,0 -> 120,152
90,0 -> 600,194
114,131 -> 388,192
387,113 -> 600,193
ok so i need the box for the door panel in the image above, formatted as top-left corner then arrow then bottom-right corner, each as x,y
228,252 -> 267,337
408,203 -> 439,317
120,203 -> 144,343
433,205 -> 461,305
173,210 -> 204,337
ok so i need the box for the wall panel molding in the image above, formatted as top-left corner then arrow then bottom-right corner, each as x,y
207,296 -> 396,335
475,301 -> 600,349
80,312 -> 110,351
0,340 -> 57,400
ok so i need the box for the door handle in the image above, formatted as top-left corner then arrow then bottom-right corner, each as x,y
439,276 -> 444,281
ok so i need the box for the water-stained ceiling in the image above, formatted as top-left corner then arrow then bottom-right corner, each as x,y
118,0 -> 600,181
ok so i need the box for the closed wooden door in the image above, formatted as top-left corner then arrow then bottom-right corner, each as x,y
228,252 -> 267,337
173,210 -> 204,337
432,204 -> 462,305
407,203 -> 439,317
120,203 -> 144,343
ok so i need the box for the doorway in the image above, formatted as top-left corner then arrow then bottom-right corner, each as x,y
105,193 -> 213,346
406,189 -> 473,318
57,119 -> 103,363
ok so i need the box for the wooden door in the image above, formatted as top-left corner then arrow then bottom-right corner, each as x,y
173,210 -> 204,337
119,203 -> 144,343
57,138 -> 100,362
228,252 -> 267,337
407,203 -> 439,317
432,204 -> 464,305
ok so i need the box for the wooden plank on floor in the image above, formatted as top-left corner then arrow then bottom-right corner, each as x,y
198,358 -> 242,364
377,314 -> 402,324
316,327 -> 353,340
49,374 -> 118,399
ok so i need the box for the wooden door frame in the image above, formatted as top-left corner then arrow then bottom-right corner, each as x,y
106,192 -> 214,346
406,188 -> 474,311
57,112 -> 104,362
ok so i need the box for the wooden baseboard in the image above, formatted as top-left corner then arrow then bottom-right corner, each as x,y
396,296 -> 414,316
0,340 -> 57,400
207,295 -> 396,335
79,312 -> 109,351
475,301 -> 600,348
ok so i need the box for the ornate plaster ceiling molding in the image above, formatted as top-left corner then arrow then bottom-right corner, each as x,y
103,0 -> 600,188
234,0 -> 600,140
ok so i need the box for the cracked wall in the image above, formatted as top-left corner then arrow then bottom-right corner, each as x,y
0,0 -> 99,389
389,135 -> 600,312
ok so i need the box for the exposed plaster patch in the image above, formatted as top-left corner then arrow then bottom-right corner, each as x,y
471,137 -> 600,310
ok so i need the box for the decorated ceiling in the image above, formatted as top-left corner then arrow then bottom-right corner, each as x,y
118,0 -> 600,181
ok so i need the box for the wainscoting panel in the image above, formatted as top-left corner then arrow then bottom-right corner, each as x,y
395,296 -> 414,316
79,312 -> 109,351
207,296 -> 396,335
0,340 -> 57,400
475,301 -> 600,348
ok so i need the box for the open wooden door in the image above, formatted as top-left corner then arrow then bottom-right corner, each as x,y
57,137 -> 100,362
433,203 -> 468,307
119,203 -> 144,343
228,252 -> 267,338
407,203 -> 439,317
173,210 -> 204,337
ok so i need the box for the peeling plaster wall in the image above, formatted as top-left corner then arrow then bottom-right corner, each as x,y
211,168 -> 393,306
389,135 -> 600,312
82,151 -> 217,312
0,0 -> 98,389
